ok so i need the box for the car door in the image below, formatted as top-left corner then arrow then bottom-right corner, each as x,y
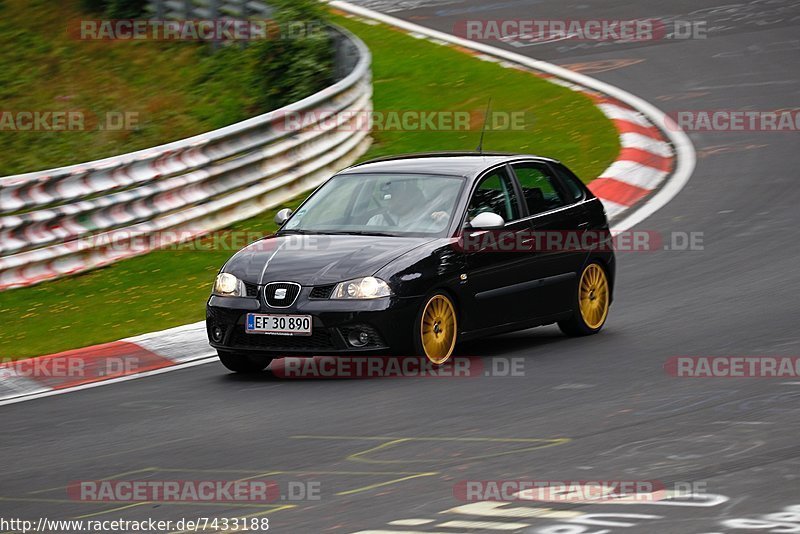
460,165 -> 536,330
509,161 -> 589,318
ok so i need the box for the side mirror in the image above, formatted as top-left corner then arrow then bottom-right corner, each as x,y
468,212 -> 505,230
274,208 -> 293,226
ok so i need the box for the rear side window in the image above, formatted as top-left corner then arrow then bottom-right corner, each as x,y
511,163 -> 566,216
553,163 -> 586,202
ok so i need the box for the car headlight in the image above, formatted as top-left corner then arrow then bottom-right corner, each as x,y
332,277 -> 391,299
213,273 -> 246,297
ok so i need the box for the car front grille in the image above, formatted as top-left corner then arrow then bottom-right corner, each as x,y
244,282 -> 259,298
264,282 -> 301,308
309,284 -> 335,299
231,329 -> 338,352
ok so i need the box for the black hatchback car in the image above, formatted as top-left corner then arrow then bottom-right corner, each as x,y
207,153 -> 615,372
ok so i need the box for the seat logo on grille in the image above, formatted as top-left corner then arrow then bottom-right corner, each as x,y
265,282 -> 300,308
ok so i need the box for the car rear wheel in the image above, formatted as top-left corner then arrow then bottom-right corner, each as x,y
218,351 -> 273,373
414,292 -> 458,365
559,262 -> 610,336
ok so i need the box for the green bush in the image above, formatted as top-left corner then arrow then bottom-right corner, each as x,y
248,0 -> 334,110
81,0 -> 147,17
76,0 -> 334,113
80,0 -> 107,13
105,0 -> 148,18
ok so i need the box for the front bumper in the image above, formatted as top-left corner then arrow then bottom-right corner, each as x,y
206,288 -> 420,357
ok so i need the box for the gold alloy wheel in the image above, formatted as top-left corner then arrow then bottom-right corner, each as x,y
420,294 -> 457,365
578,263 -> 610,330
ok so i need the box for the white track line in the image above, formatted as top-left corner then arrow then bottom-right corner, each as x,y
0,375 -> 50,401
388,520 -> 435,526
438,520 -> 532,530
0,355 -> 218,408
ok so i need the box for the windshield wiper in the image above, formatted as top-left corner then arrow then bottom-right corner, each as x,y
278,229 -> 342,235
279,229 -> 397,237
323,230 -> 399,237
277,229 -> 310,235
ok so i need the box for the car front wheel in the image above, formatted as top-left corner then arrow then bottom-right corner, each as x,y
218,351 -> 273,373
414,292 -> 458,365
559,262 -> 610,336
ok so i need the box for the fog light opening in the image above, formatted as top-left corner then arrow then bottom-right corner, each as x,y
210,325 -> 224,343
348,330 -> 370,348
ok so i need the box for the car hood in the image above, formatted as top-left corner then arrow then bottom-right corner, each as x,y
223,233 -> 436,286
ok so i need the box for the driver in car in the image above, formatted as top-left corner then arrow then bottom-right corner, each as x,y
367,181 -> 450,231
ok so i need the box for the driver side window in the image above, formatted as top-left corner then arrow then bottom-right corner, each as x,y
467,167 -> 521,223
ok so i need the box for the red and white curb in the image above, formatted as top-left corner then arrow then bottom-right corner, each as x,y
587,96 -> 675,222
0,2 -> 695,406
0,322 -> 214,406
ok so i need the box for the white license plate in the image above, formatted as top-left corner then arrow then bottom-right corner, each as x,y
246,314 -> 312,336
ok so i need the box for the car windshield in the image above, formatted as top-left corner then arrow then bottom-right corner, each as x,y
282,173 -> 465,236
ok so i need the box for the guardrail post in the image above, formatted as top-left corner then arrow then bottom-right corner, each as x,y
239,0 -> 249,50
153,0 -> 164,19
210,0 -> 220,50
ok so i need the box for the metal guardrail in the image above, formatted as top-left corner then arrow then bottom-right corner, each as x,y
0,26 -> 372,291
150,0 -> 273,21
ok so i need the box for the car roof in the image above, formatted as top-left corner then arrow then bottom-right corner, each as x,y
338,152 -> 560,179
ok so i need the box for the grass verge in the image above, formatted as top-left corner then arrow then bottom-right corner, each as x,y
0,0 -> 330,176
0,12 -> 619,360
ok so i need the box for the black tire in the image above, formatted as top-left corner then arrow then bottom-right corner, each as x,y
558,262 -> 610,337
218,351 -> 273,373
413,291 -> 459,365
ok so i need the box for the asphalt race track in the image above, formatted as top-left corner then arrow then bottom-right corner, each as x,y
2,1 -> 799,532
